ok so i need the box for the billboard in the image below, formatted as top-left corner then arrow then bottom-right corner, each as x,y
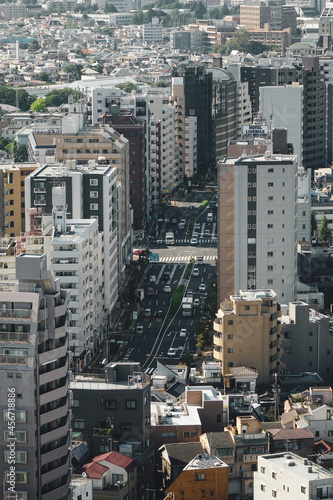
243,125 -> 268,136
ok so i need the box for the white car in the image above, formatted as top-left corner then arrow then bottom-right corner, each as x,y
167,347 -> 178,357
164,285 -> 171,293
180,329 -> 187,338
149,275 -> 156,283
199,283 -> 206,292
192,268 -> 199,277
190,237 -> 198,245
194,222 -> 200,229
193,298 -> 200,308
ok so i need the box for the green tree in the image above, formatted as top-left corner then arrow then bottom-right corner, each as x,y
311,209 -> 318,235
320,215 -> 331,242
221,3 -> 229,16
5,143 -> 28,162
115,82 -> 137,93
104,3 -> 118,12
194,1 -> 206,18
44,88 -> 83,107
37,71 -> 50,82
0,86 -> 34,111
30,98 -> 47,112
63,64 -> 83,81
0,136 -> 10,150
247,40 -> 267,55
29,39 -> 40,51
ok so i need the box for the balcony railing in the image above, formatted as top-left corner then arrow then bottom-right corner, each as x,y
0,309 -> 32,320
0,354 -> 29,365
0,331 -> 30,342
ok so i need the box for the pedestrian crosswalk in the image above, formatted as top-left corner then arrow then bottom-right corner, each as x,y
158,255 -> 217,262
175,238 -> 217,244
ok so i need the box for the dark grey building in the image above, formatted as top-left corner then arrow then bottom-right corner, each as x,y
0,254 -> 71,500
70,362 -> 155,489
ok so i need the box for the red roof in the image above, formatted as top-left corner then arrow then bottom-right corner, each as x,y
76,461 -> 108,479
93,451 -> 136,472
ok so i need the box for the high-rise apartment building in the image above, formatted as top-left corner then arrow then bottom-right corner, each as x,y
217,154 -> 298,304
173,65 -> 214,175
49,186 -> 103,368
213,289 -> 281,386
0,253 -> 71,500
302,57 -> 326,171
25,160 -> 119,322
0,163 -> 38,238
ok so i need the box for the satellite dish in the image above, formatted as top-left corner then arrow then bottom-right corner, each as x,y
82,472 -> 87,477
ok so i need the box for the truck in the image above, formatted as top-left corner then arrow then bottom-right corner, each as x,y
181,297 -> 193,317
165,232 -> 175,245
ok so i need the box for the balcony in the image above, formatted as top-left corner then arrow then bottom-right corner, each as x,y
35,199 -> 46,206
214,319 -> 223,333
0,331 -> 29,343
0,308 -> 32,321
243,453 -> 259,463
0,354 -> 29,365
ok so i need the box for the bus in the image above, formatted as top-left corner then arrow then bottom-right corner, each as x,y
209,199 -> 217,208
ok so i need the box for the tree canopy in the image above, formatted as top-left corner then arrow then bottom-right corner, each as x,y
62,64 -> 83,81
44,88 -> 83,107
0,86 -> 35,111
320,215 -> 331,242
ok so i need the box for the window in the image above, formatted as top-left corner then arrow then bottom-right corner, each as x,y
268,182 -> 274,187
180,493 -> 184,500
272,472 -> 277,479
272,491 -> 277,498
268,196 -> 274,201
90,179 -> 98,186
196,474 -> 206,481
112,473 -> 123,484
268,279 -> 273,285
126,400 -> 137,409
301,486 -> 306,494
4,431 -> 26,442
244,305 -> 250,310
268,252 -> 273,257
228,362 -> 233,367
228,334 -> 233,339
201,490 -> 205,498
106,400 -> 116,409
90,204 -> 98,210
309,346 -> 313,352
261,466 -> 266,474
284,332 -> 292,339
71,399 -> 79,408
73,419 -> 84,430
90,191 -> 98,198
228,348 -> 233,353
268,224 -> 273,229
261,484 -> 266,492
217,414 -> 222,424
120,423 -> 132,430
228,320 -> 233,325
5,472 -> 27,484
4,450 -> 27,463
268,210 -> 273,215
3,410 -> 26,422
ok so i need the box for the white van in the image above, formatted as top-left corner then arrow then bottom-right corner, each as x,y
207,212 -> 213,222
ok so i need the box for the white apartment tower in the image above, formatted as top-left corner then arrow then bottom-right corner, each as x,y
49,186 -> 103,368
218,153 -> 298,304
25,161 -> 119,323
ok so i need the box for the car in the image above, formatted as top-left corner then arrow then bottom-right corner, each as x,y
156,310 -> 163,319
163,271 -> 171,281
157,218 -> 164,223
167,347 -> 178,357
196,256 -> 203,265
156,239 -> 163,244
192,268 -> 199,277
180,218 -> 186,224
149,275 -> 156,283
204,229 -> 210,237
164,285 -> 171,293
136,325 -> 143,334
199,283 -> 206,292
189,205 -> 195,209
165,218 -> 170,223
187,290 -> 193,298
171,218 -> 177,224
144,308 -> 151,317
194,222 -> 200,229
193,298 -> 200,308
192,232 -> 198,238
146,287 -> 154,296
190,237 -> 198,245
180,328 -> 187,337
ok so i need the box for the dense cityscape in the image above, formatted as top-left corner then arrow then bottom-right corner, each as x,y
2,0 -> 333,498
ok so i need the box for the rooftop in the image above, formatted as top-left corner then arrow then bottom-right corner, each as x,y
259,452 -> 333,481
184,454 -> 228,471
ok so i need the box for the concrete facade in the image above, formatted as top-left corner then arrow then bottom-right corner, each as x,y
0,253 -> 71,500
